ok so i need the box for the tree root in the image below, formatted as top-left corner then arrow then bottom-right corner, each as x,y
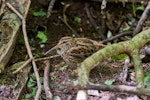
77,28 -> 150,99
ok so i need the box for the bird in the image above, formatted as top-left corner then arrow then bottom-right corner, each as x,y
45,36 -> 105,66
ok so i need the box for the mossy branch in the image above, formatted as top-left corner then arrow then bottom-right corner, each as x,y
77,28 -> 150,87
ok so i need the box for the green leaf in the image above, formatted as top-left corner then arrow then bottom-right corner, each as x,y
36,31 -> 47,43
24,94 -> 32,99
107,31 -> 113,38
33,11 -> 46,17
71,71 -> 77,77
40,77 -> 44,84
58,85 -> 66,90
51,76 -> 57,81
31,87 -> 37,96
104,79 -> 115,85
27,78 -> 36,88
56,49 -> 61,55
34,53 -> 41,58
30,73 -> 36,79
72,34 -> 76,38
74,17 -> 81,23
19,35 -> 25,44
136,6 -> 145,11
144,73 -> 150,88
60,65 -> 68,71
53,96 -> 61,100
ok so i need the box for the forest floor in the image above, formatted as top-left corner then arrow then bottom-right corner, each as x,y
0,0 -> 149,100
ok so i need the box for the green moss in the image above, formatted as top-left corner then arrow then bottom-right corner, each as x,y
111,53 -> 127,60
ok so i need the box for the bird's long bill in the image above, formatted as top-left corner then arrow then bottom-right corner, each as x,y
44,45 -> 58,55
98,42 -> 106,47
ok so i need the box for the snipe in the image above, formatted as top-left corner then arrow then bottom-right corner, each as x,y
45,37 -> 105,66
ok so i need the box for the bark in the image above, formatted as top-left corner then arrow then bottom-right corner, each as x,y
77,28 -> 150,90
0,0 -> 28,73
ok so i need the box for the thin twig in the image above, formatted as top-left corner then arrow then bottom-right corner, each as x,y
13,55 -> 60,74
44,44 -> 58,55
44,60 -> 53,99
13,58 -> 32,74
47,0 -> 56,18
6,3 -> 23,19
58,16 -> 79,36
24,0 -> 31,18
22,19 -> 42,100
35,55 -> 60,62
102,31 -> 132,43
6,1 -> 41,99
85,3 -> 106,40
133,1 -> 150,35
58,3 -> 79,37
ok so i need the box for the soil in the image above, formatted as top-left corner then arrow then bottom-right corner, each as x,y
0,0 -> 148,100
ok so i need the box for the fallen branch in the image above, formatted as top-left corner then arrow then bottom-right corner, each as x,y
77,28 -> 150,99
102,31 -> 132,43
47,0 -> 56,18
6,1 -> 41,100
85,3 -> 106,40
133,1 -> 150,35
44,60 -> 53,100
73,83 -> 150,96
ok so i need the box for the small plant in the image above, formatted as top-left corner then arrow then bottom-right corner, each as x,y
104,79 -> 115,86
18,35 -> 25,44
132,2 -> 145,16
72,34 -> 76,38
58,85 -> 66,90
144,73 -> 150,88
23,73 -> 38,99
107,31 -> 113,38
33,10 -> 46,17
51,76 -> 57,81
74,17 -> 81,23
60,65 -> 68,71
71,71 -> 77,77
36,31 -> 48,43
56,49 -> 61,55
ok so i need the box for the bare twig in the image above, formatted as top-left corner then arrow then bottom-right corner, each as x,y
13,58 -> 32,74
35,55 -> 60,62
85,3 -> 106,40
71,83 -> 150,96
6,3 -> 23,19
12,55 -> 60,74
44,44 -> 58,55
58,3 -> 79,37
47,0 -> 56,18
6,1 -> 41,99
44,60 -> 53,100
58,16 -> 78,36
133,1 -> 150,35
102,31 -> 132,43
